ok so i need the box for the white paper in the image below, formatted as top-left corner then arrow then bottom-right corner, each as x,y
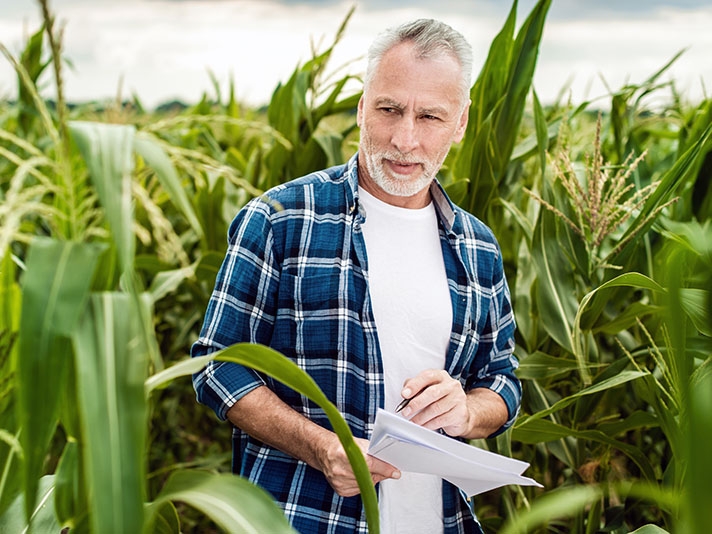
368,408 -> 542,496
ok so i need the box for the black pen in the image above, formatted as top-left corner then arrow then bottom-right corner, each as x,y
395,396 -> 413,413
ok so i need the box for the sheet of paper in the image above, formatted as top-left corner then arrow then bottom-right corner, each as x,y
368,408 -> 542,496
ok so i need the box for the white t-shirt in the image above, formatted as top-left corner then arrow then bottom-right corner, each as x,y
359,186 -> 452,534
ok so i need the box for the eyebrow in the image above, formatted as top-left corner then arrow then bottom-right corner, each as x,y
373,97 -> 450,118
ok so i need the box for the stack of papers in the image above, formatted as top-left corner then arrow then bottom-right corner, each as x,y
368,409 -> 542,496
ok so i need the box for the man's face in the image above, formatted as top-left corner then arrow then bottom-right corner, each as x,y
357,42 -> 469,206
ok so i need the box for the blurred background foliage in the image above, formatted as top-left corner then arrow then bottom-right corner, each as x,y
1,0 -> 710,532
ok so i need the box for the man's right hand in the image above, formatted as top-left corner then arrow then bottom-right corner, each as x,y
316,434 -> 400,497
227,386 -> 400,498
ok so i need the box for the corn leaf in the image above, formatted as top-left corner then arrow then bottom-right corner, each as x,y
68,121 -> 136,274
688,363 -> 712,531
500,485 -> 602,534
531,204 -> 578,354
516,351 -> 581,380
0,253 -> 21,517
572,273 -> 665,382
17,238 -> 103,520
0,475 -> 60,533
519,370 -> 648,424
72,292 -> 150,534
143,500 -> 180,534
453,0 -> 551,218
54,440 -> 81,527
133,132 -> 204,238
607,124 -> 712,272
629,526 -> 670,534
213,343 -> 380,534
145,355 -> 211,395
146,470 -> 296,534
153,346 -> 379,532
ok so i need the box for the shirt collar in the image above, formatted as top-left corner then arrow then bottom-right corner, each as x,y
347,152 -> 458,233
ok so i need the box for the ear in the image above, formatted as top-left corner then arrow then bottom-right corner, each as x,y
453,99 -> 470,143
356,95 -> 364,128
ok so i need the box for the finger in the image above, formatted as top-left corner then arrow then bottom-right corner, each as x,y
401,369 -> 447,400
367,455 -> 401,479
400,382 -> 450,419
407,382 -> 468,429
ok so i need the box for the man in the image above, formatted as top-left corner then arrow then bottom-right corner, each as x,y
192,18 -> 521,534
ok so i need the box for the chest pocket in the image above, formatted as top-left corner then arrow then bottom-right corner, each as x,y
273,272 -> 343,356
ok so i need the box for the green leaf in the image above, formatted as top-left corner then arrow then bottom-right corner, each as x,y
147,265 -> 195,304
630,525 -> 670,534
500,481 -> 678,534
142,500 -> 180,534
17,238 -> 103,520
687,361 -> 712,532
532,88 -> 548,176
69,121 -> 136,273
592,302 -> 662,335
453,0 -> 551,218
520,370 -> 648,423
54,441 -> 82,528
145,355 -> 211,395
596,410 -> 659,436
134,132 -> 204,238
72,293 -> 151,534
514,415 -> 657,481
146,470 -> 295,534
0,426 -> 22,518
499,485 -> 602,534
531,205 -> 578,354
195,175 -> 228,252
212,343 -> 380,534
515,351 -> 581,380
443,179 -> 470,208
608,123 -> 712,270
0,475 -> 61,534
573,273 -> 665,383
679,288 -> 711,336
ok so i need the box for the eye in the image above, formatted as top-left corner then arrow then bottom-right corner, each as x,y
421,114 -> 440,121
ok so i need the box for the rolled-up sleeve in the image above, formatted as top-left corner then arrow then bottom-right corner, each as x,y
465,250 -> 521,434
191,197 -> 280,420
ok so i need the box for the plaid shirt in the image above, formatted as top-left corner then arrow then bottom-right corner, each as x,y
192,153 -> 521,533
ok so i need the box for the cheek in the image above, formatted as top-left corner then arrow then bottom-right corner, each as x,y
362,119 -> 390,146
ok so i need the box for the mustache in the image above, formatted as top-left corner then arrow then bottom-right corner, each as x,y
378,153 -> 423,165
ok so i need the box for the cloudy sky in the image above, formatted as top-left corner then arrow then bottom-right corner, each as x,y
1,0 -> 710,109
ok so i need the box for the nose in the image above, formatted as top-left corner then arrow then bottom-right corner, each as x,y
390,116 -> 419,153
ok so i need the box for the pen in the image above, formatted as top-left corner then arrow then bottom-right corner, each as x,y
395,396 -> 412,413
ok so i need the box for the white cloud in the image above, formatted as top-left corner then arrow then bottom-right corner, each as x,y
533,6 -> 712,104
0,0 -> 709,109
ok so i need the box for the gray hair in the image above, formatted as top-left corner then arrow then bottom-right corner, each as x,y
364,19 -> 473,103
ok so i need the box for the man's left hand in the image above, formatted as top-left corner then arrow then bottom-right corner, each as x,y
398,369 -> 508,439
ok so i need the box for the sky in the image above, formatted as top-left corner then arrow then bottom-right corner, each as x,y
1,0 -> 711,110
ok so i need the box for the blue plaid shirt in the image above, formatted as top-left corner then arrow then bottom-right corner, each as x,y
192,153 -> 521,533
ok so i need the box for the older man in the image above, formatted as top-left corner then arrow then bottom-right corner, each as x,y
192,18 -> 521,534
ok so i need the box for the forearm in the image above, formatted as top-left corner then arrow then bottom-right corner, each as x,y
227,385 -> 400,496
226,385 -> 334,471
460,387 -> 509,440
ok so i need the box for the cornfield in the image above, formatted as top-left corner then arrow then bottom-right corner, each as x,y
1,0 -> 710,532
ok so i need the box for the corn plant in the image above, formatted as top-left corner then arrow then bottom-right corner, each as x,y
263,6 -> 361,190
444,0 -> 551,222
483,82 -> 712,532
3,0 -> 711,532
0,3 -> 379,532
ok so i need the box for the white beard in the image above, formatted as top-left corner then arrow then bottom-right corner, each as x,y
360,131 -> 449,197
